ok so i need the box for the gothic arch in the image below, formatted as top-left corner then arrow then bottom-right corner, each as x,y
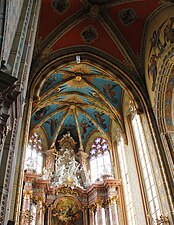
30,47 -> 150,112
27,48 -> 156,149
154,53 -> 174,172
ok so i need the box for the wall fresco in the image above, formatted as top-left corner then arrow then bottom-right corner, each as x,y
165,66 -> 174,130
147,17 -> 174,92
42,112 -> 65,140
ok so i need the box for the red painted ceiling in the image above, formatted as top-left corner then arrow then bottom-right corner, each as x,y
107,1 -> 160,55
39,0 -> 83,38
36,0 -> 163,65
51,18 -> 125,61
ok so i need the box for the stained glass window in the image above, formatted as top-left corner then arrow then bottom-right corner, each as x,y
90,137 -> 112,183
24,133 -> 43,174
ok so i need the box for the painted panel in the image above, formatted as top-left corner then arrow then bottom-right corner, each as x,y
92,78 -> 122,109
145,7 -> 174,107
42,112 -> 65,140
31,105 -> 59,126
57,114 -> 79,144
40,73 -> 63,95
51,197 -> 83,225
85,108 -> 110,132
77,112 -> 95,143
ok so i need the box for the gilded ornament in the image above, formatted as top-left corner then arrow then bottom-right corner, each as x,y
56,187 -> 78,196
23,190 -> 33,198
96,200 -> 103,208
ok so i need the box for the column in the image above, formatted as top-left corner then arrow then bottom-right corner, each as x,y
89,205 -> 95,225
104,202 -> 111,225
0,72 -> 18,152
83,207 -> 88,225
96,200 -> 104,225
21,190 -> 32,225
47,207 -> 51,225
108,196 -> 119,225
36,198 -> 44,225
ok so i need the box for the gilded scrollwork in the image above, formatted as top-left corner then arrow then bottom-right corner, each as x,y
147,213 -> 170,225
23,190 -> 33,198
95,200 -> 103,208
56,187 -> 78,196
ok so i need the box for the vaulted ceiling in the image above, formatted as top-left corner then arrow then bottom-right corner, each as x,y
30,0 -> 170,149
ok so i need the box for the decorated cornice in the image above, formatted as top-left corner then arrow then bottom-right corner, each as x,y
0,71 -> 20,145
24,170 -> 40,183
55,186 -> 78,196
0,72 -> 17,91
0,71 -> 19,108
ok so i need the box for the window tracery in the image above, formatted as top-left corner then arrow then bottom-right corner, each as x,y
89,137 -> 112,183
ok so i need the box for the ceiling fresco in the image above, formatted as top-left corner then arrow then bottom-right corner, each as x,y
31,62 -> 124,148
30,0 -> 172,149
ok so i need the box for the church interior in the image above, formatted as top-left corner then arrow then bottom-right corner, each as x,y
0,0 -> 174,225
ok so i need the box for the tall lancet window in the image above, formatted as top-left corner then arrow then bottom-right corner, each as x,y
89,137 -> 112,183
24,132 -> 43,174
132,114 -> 161,220
117,137 -> 136,225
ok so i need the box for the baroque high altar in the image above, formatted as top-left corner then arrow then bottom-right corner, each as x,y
22,133 -> 122,225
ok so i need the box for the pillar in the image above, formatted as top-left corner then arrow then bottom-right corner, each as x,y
104,202 -> 111,225
96,200 -> 104,225
47,207 -> 51,225
82,207 -> 88,225
108,196 -> 119,225
21,190 -> 32,225
89,205 -> 95,225
37,201 -> 43,225
36,198 -> 44,225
